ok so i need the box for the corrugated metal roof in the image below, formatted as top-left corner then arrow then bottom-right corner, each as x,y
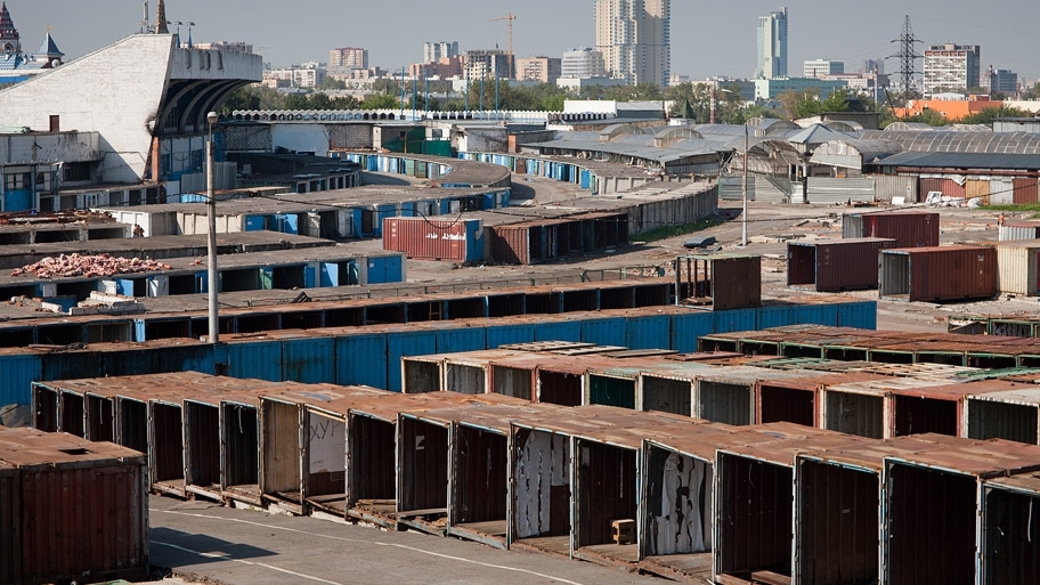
861,130 -> 1040,154
875,151 -> 1040,170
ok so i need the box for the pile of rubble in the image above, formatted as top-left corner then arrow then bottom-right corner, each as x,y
10,254 -> 171,279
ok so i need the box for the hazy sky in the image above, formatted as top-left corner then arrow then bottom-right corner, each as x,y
10,1 -> 1040,81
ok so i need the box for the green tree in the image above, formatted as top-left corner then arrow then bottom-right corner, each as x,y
220,84 -> 285,112
820,89 -> 851,113
284,93 -> 311,110
1022,82 -> 1040,100
901,109 -> 949,127
957,105 -> 1033,125
318,77 -> 347,91
359,93 -> 399,110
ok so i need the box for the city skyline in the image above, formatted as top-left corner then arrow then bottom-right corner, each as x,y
7,0 -> 1040,82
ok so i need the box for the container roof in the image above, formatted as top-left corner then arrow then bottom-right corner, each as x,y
875,151 -> 1040,171
861,130 -> 1040,154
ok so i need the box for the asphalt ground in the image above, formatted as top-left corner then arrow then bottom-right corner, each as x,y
148,496 -> 668,585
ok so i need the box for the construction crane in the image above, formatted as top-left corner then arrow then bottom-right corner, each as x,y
489,13 -> 516,79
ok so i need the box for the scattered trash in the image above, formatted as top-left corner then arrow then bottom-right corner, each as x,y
11,254 -> 171,279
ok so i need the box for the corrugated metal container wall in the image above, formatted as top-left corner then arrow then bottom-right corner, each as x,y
19,459 -> 147,582
1014,178 -> 1039,204
888,246 -> 997,302
335,332 -> 388,389
837,301 -> 878,329
671,312 -> 715,354
0,354 -> 42,411
995,243 -> 1040,296
1000,221 -> 1040,242
227,340 -> 282,381
581,315 -> 628,347
0,462 -> 19,584
281,336 -> 335,384
757,306 -> 797,330
387,330 -> 438,392
486,324 -> 536,349
490,225 -> 531,265
966,398 -> 1038,444
715,309 -> 756,334
861,212 -> 940,248
535,321 -> 583,343
796,305 -> 839,327
626,314 -> 671,350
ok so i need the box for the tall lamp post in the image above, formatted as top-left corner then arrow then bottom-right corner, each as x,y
206,111 -> 219,345
742,124 -> 749,247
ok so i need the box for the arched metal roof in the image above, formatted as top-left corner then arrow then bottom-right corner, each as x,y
859,130 -> 1040,154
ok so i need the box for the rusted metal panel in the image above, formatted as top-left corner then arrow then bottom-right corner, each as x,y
880,246 -> 997,302
982,471 -> 1040,585
788,238 -> 897,292
0,461 -> 20,585
382,217 -> 484,263
966,388 -> 1040,444
0,427 -> 148,584
1013,178 -> 1039,205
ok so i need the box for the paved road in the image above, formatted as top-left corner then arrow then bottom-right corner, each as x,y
149,496 -> 667,585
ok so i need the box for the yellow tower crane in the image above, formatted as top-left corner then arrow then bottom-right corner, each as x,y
489,13 -> 517,79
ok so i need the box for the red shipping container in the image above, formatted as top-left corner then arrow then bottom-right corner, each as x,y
383,217 -> 483,262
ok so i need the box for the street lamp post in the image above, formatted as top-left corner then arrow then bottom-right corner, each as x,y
206,111 -> 219,345
742,124 -> 749,247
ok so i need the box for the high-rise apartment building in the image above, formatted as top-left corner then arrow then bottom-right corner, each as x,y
424,41 -> 459,64
756,7 -> 788,79
804,59 -> 844,78
561,48 -> 607,79
464,50 -> 512,81
594,0 -> 670,87
516,56 -> 562,84
329,47 -> 368,69
923,44 -> 980,96
988,67 -> 1018,96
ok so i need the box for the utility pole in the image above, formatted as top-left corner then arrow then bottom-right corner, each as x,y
892,15 -> 921,98
742,125 -> 748,247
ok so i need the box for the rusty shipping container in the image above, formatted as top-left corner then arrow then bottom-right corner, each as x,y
1013,178 -> 1040,205
383,217 -> 484,263
880,246 -> 997,302
842,211 -> 940,248
788,238 -> 896,292
0,427 -> 148,585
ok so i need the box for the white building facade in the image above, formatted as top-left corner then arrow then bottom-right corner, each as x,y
804,59 -> 844,78
561,48 -> 606,79
923,44 -> 981,97
594,0 -> 670,86
757,7 -> 788,79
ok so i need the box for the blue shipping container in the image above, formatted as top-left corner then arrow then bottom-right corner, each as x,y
626,314 -> 672,350
671,311 -> 716,354
581,316 -> 628,347
228,341 -> 282,381
335,332 -> 388,388
0,354 -> 43,410
386,330 -> 437,392
715,309 -> 757,334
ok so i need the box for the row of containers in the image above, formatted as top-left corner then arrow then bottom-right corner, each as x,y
918,175 -> 1040,205
0,300 -> 878,417
460,152 -> 597,192
382,214 -> 629,264
697,324 -> 1040,443
26,370 -> 1040,585
3,251 -> 407,305
398,339 -> 1040,444
792,239 -> 1040,300
340,152 -> 512,189
103,188 -> 511,240
0,426 -> 148,585
949,313 -> 1040,338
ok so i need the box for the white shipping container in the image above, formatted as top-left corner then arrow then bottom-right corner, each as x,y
995,241 -> 1040,296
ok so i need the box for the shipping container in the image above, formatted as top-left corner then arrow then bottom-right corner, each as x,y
678,254 -> 761,311
1000,220 -> 1040,242
882,441 -> 1040,585
789,238 -> 897,292
840,209 -> 940,245
994,241 -> 1040,296
966,387 -> 1040,445
714,426 -> 855,584
0,428 -> 148,585
382,217 -> 485,263
396,411 -> 452,535
793,435 -> 963,585
880,246 -> 997,302
982,471 -> 1040,584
